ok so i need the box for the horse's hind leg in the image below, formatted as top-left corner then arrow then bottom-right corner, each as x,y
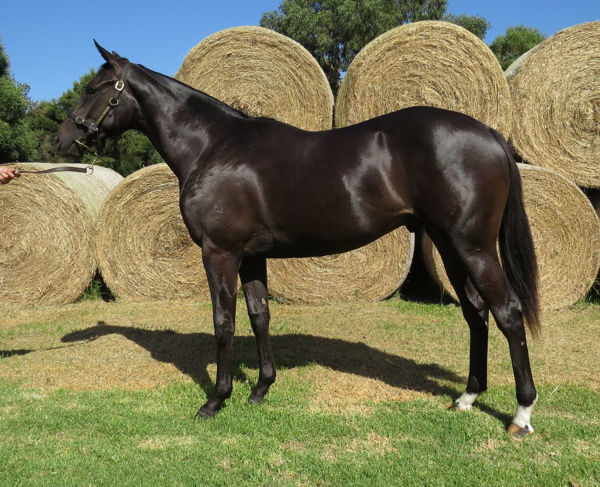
239,256 -> 276,404
429,232 -> 490,411
449,238 -> 537,434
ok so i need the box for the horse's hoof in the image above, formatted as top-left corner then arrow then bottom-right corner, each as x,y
248,394 -> 265,405
507,423 -> 533,437
447,401 -> 471,411
195,407 -> 218,419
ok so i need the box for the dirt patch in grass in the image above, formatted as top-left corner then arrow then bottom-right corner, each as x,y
1,299 -> 598,411
306,367 -> 427,413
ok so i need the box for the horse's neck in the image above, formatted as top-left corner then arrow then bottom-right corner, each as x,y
129,65 -> 239,181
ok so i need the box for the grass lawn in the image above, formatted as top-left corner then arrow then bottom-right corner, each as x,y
0,298 -> 599,486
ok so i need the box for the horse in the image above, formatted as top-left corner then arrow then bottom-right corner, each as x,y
56,42 -> 540,435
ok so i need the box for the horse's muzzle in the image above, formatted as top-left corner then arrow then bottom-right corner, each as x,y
55,134 -> 84,157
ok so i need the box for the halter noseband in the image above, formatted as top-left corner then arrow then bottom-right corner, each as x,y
71,80 -> 125,152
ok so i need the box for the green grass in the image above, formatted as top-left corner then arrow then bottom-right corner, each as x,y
1,298 -> 598,486
0,379 -> 598,487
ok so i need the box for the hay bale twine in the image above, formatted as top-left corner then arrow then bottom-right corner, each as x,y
335,21 -> 512,137
267,230 -> 415,304
422,164 -> 600,311
95,163 -> 211,301
175,26 -> 333,130
506,21 -> 600,188
0,163 -> 122,305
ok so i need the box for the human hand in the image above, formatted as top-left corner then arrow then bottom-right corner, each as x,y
0,167 -> 21,184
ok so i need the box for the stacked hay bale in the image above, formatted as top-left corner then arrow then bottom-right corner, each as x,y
95,164 -> 211,301
0,163 -> 122,305
267,233 -> 415,304
421,164 -> 600,311
175,26 -> 333,130
506,21 -> 600,188
175,26 -> 415,304
506,21 -> 600,306
335,21 -> 513,138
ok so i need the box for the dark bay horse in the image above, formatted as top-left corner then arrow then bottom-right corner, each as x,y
57,42 -> 540,435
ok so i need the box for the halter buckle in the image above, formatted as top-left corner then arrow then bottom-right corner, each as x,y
115,80 -> 125,91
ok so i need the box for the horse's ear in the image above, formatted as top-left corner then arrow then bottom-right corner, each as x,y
94,40 -> 126,68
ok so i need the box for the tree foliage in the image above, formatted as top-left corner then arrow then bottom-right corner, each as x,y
0,40 -> 37,162
442,13 -> 490,40
27,69 -> 96,163
490,25 -> 546,70
260,0 -> 447,94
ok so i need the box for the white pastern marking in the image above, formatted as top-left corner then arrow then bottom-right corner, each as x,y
512,394 -> 538,432
453,392 -> 479,411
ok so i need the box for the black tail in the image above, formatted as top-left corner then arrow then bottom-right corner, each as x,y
491,129 -> 540,337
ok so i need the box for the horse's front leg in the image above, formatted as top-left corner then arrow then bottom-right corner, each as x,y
239,256 -> 275,404
196,248 -> 240,418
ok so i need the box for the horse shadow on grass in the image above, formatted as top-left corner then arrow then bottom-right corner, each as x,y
57,320 -> 512,426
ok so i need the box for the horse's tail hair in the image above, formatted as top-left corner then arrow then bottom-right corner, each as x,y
491,128 -> 541,338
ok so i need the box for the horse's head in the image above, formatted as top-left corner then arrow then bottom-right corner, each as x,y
56,41 -> 140,156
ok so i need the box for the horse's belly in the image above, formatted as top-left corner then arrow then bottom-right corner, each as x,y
266,211 -> 414,259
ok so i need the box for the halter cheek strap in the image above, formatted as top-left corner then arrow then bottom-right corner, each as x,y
70,80 -> 125,151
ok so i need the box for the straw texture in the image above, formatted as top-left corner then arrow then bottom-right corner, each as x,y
506,21 -> 600,188
95,164 -> 211,302
422,164 -> 600,310
175,26 -> 333,130
0,163 -> 122,305
267,229 -> 414,304
335,21 -> 512,137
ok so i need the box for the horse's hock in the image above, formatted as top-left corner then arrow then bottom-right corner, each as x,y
507,21 -> 600,188
422,164 -> 600,311
0,163 -> 122,305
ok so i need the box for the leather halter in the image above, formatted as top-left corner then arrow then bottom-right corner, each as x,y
70,80 -> 125,152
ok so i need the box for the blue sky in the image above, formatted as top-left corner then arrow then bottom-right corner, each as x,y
2,0 -> 599,102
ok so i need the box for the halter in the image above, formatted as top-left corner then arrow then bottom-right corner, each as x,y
70,80 -> 125,153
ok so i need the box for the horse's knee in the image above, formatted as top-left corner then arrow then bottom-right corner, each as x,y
214,316 -> 235,346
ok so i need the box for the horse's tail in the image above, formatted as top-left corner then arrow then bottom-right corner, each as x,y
491,129 -> 541,338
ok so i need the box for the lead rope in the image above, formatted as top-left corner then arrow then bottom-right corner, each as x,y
11,159 -> 95,175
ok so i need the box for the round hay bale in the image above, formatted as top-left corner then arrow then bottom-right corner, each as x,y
422,164 -> 600,311
95,163 -> 211,302
506,21 -> 600,188
0,163 -> 122,305
335,21 -> 512,137
175,26 -> 333,130
267,229 -> 414,304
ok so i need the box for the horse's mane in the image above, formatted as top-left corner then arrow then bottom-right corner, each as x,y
132,63 -> 251,120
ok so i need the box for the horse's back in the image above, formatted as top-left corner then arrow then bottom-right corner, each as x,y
181,106 -> 511,258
